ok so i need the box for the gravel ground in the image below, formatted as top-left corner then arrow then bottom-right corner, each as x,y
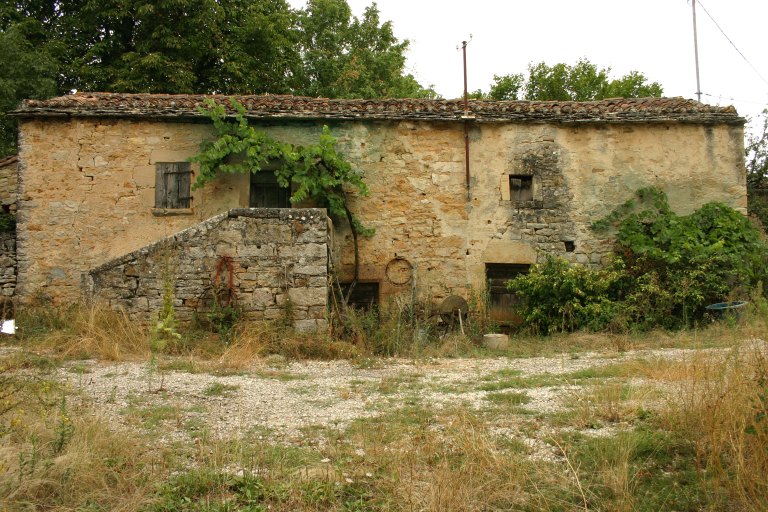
44,344 -> 740,453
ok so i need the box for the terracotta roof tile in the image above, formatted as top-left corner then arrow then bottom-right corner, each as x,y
13,92 -> 743,125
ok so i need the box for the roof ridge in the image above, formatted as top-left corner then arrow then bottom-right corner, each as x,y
13,93 -> 743,124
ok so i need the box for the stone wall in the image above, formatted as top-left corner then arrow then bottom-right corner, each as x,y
0,232 -> 15,303
0,156 -> 17,307
17,117 -> 746,309
0,155 -> 18,213
83,208 -> 329,331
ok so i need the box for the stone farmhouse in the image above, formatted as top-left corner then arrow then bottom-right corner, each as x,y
11,93 -> 746,328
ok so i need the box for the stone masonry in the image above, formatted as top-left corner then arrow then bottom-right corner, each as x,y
83,208 -> 329,332
13,94 -> 746,311
0,155 -> 17,307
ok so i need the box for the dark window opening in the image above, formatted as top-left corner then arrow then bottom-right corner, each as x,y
339,282 -> 379,311
509,175 -> 533,202
250,171 -> 291,208
564,241 -> 576,252
155,162 -> 192,208
486,263 -> 530,327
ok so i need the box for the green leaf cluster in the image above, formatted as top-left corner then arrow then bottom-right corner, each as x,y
190,98 -> 372,235
599,188 -> 767,328
509,188 -> 768,334
506,257 -> 623,335
485,58 -> 663,101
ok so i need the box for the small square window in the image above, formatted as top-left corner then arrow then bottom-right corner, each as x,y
339,282 -> 379,310
250,171 -> 291,208
155,162 -> 192,209
509,175 -> 533,202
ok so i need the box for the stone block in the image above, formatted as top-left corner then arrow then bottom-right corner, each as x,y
288,287 -> 327,308
294,319 -> 324,332
251,288 -> 274,308
293,265 -> 327,277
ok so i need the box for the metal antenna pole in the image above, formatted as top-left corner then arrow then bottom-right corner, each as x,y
462,41 -> 469,114
692,0 -> 702,102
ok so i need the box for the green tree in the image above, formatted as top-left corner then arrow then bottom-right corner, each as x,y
47,0 -> 300,94
485,73 -> 525,101
0,26 -> 58,157
745,109 -> 768,229
295,0 -> 435,99
0,0 -> 434,155
9,0 -> 429,98
487,58 -> 663,101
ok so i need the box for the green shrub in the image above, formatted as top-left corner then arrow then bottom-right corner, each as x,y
601,189 -> 768,328
509,188 -> 768,334
506,257 -> 622,335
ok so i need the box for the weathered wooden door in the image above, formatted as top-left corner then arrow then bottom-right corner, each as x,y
485,263 -> 530,325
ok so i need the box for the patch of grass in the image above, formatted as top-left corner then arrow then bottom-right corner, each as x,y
478,369 -> 527,391
16,302 -> 151,361
158,357 -> 199,373
558,382 -> 637,429
67,363 -> 92,374
484,391 -> 531,406
252,368 -> 306,381
202,382 -> 240,397
126,403 -> 181,429
548,429 -> 709,512
656,340 -> 768,509
1,350 -> 59,372
376,373 -> 423,394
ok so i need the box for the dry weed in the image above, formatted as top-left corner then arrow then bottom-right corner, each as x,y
0,372 -> 163,511
659,339 -> 768,509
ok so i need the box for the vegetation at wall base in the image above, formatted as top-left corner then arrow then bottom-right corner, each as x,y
508,187 -> 768,334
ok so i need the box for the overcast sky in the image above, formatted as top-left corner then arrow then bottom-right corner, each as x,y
289,0 -> 768,131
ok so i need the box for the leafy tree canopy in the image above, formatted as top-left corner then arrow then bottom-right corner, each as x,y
0,25 -> 58,156
0,0 -> 435,157
485,58 -> 663,101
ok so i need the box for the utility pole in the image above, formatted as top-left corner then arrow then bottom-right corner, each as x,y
460,38 -> 472,201
692,0 -> 702,102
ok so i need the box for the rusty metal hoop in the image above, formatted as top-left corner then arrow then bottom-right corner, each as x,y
385,257 -> 413,286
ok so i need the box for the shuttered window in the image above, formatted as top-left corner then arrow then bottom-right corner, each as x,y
155,162 -> 192,209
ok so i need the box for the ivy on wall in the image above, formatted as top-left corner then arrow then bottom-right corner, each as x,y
190,98 -> 373,283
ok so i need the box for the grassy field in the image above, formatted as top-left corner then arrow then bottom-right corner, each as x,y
1,304 -> 767,511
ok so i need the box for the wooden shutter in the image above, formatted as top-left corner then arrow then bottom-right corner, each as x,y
155,163 -> 191,208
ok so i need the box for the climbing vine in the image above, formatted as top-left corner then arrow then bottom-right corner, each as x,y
190,98 -> 373,284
